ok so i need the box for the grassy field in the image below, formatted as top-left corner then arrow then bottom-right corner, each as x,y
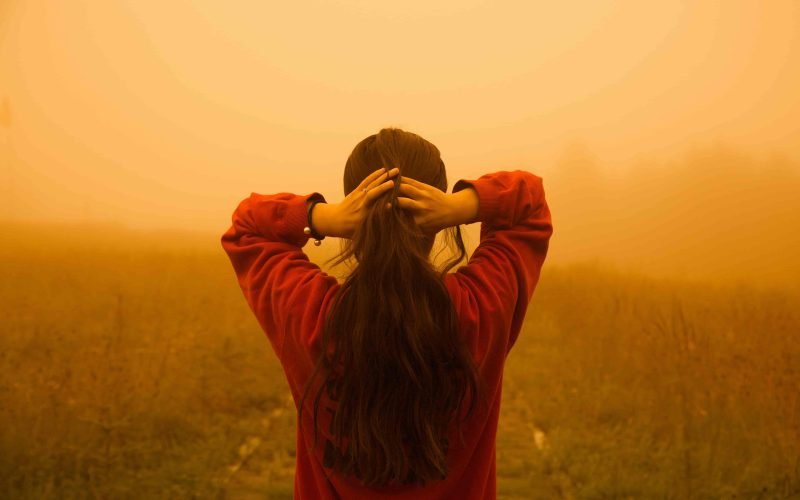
1,224 -> 798,498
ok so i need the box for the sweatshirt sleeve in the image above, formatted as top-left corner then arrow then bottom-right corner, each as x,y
220,191 -> 340,359
447,170 -> 553,359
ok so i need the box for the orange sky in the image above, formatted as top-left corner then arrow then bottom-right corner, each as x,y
1,0 -> 799,239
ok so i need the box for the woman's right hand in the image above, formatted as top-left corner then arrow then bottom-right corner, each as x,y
396,176 -> 479,234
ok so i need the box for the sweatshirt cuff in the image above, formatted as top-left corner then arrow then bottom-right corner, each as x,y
452,177 -> 501,225
253,191 -> 327,247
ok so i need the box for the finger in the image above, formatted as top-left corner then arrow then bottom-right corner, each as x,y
357,168 -> 387,192
398,182 -> 425,199
365,178 -> 396,204
359,167 -> 393,191
395,196 -> 422,211
366,167 -> 399,191
400,176 -> 431,190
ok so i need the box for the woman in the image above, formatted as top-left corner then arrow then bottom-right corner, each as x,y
220,127 -> 553,499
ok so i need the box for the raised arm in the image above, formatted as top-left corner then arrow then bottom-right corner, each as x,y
220,168 -> 400,361
220,191 -> 340,358
396,169 -> 552,360
446,170 -> 553,358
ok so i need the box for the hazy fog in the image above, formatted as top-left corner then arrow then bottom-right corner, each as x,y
1,0 -> 798,287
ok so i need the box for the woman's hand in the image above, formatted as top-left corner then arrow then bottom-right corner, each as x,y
311,167 -> 399,239
397,176 -> 479,235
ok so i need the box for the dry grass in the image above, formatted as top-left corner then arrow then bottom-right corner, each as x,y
0,229 -> 289,498
506,262 -> 800,498
1,224 -> 798,498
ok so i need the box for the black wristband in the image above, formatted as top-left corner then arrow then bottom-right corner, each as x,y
306,198 -> 326,241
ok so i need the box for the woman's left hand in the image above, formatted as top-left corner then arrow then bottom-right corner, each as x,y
311,167 -> 399,239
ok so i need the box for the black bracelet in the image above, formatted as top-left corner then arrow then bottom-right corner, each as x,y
305,198 -> 326,245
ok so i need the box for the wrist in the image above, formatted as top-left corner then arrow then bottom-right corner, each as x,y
448,188 -> 480,226
310,202 -> 339,238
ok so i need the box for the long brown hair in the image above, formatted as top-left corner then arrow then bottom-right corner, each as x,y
298,127 -> 488,487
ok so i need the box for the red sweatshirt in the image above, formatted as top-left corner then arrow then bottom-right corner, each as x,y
221,170 -> 553,499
